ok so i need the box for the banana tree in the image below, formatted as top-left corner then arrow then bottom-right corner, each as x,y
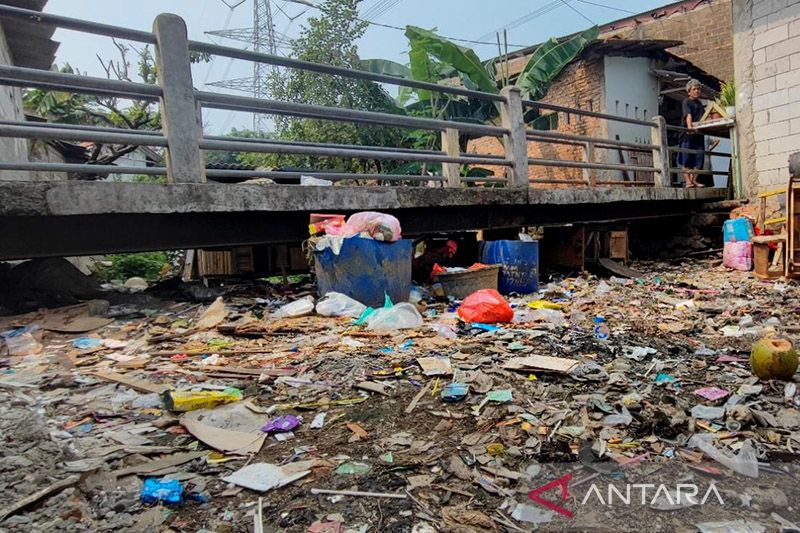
362,25 -> 599,124
361,25 -> 598,176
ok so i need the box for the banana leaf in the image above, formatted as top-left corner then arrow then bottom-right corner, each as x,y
518,26 -> 599,101
405,26 -> 498,97
360,59 -> 411,79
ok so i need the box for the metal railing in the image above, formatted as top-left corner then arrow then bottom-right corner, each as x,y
0,5 -> 686,189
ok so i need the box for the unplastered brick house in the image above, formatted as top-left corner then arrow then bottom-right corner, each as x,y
468,0 -> 732,184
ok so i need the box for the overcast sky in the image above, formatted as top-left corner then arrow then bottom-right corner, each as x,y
44,0 -> 673,134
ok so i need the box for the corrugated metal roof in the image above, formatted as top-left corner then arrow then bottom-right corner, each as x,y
0,0 -> 59,70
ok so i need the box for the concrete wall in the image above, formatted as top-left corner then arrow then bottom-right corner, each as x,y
602,0 -> 734,82
0,21 -> 29,181
603,56 -> 660,181
734,0 -> 800,196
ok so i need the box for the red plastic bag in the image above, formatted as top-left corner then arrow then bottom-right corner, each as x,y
457,289 -> 514,323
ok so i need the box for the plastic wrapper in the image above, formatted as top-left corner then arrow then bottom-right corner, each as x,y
723,241 -> 752,271
341,211 -> 401,242
365,303 -> 423,332
141,478 -> 183,504
457,289 -> 513,324
1,326 -> 43,357
688,435 -> 758,478
315,292 -> 366,318
162,388 -> 243,412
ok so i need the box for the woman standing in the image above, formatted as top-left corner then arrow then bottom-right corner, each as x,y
678,79 -> 706,187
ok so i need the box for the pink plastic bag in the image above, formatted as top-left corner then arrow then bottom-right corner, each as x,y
723,241 -> 752,271
342,212 -> 401,242
457,289 -> 514,324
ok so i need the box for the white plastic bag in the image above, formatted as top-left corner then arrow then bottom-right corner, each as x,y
315,292 -> 367,318
366,303 -> 423,332
342,212 -> 402,242
688,435 -> 758,478
274,296 -> 315,318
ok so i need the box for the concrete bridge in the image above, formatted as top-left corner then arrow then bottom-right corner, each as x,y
0,6 -> 728,260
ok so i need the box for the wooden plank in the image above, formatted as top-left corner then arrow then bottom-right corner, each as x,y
0,475 -> 80,523
92,370 -> 169,394
598,258 -> 643,279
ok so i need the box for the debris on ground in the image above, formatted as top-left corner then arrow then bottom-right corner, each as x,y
1,258 -> 799,531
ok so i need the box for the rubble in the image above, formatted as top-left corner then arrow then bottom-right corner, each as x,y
0,258 -> 799,531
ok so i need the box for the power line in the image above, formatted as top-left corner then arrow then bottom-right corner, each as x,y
575,0 -> 635,15
360,19 -> 530,48
558,0 -> 597,25
475,0 -> 568,43
283,0 -> 529,48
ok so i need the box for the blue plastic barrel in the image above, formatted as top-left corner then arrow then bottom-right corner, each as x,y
314,237 -> 412,308
480,240 -> 539,294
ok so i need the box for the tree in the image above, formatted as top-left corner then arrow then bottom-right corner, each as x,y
362,25 -> 600,124
264,0 -> 402,174
24,41 -> 210,177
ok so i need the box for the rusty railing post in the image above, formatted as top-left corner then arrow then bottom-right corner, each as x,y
153,13 -> 206,183
651,115 -> 671,187
499,86 -> 529,188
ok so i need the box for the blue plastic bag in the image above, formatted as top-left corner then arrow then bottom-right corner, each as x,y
141,478 -> 183,504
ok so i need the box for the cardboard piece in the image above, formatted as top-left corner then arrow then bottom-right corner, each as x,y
195,297 -> 227,330
180,401 -> 266,455
91,371 -> 168,394
39,305 -> 112,333
222,460 -> 317,492
503,355 -> 578,374
417,357 -> 453,376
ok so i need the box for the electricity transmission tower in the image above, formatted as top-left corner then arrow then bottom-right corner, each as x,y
207,0 -> 279,130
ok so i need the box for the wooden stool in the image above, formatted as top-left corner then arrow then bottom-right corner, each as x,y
752,234 -> 786,279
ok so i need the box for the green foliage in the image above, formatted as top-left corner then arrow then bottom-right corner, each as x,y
266,0 -> 402,174
405,26 -> 499,97
718,79 -> 735,107
100,252 -> 169,282
359,59 -> 411,79
517,26 -> 599,101
205,128 -> 274,168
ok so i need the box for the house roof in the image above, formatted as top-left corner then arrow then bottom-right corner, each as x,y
0,0 -> 59,70
504,0 -> 716,60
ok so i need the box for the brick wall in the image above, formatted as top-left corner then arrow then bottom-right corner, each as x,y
734,0 -> 800,195
602,0 -> 733,82
467,58 -> 605,183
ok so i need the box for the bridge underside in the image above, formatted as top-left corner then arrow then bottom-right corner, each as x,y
0,182 -> 727,260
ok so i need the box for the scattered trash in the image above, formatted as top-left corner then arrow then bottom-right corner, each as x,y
261,415 -> 300,433
163,388 -> 243,412
222,462 -> 315,492
141,478 -> 183,505
365,302 -> 423,332
274,296 -> 316,318
441,382 -> 469,402
457,289 -> 514,323
315,292 -> 367,318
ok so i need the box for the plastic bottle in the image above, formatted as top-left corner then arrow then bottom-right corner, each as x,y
593,317 -> 610,341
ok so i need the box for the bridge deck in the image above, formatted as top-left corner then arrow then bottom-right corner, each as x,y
0,181 -> 726,259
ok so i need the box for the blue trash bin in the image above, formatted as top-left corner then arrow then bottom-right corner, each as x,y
314,237 -> 412,308
480,240 -> 539,295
